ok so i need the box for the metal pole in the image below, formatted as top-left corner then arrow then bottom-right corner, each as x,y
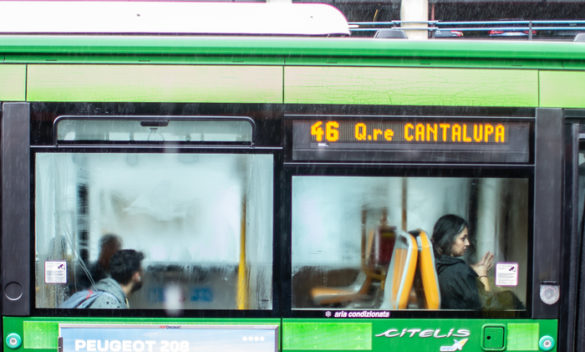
400,0 -> 429,39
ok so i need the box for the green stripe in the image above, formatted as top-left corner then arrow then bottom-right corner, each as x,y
284,56 -> 566,70
285,66 -> 538,107
23,321 -> 58,349
283,322 -> 372,350
2,36 -> 585,64
0,64 -> 26,100
507,323 -> 539,351
539,70 -> 585,108
27,64 -> 283,103
10,317 -> 280,350
5,317 -> 557,351
6,55 -> 284,65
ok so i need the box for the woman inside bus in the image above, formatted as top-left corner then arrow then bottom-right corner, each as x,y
431,214 -> 494,310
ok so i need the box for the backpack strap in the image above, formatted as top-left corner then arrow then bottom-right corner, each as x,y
77,289 -> 121,308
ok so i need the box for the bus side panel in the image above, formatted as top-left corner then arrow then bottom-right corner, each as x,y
283,318 -> 557,352
283,66 -> 538,107
539,71 -> 585,108
3,317 -> 281,351
0,65 -> 26,101
26,65 -> 283,103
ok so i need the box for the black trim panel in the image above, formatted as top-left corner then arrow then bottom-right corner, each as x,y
532,108 -> 563,318
1,103 -> 31,316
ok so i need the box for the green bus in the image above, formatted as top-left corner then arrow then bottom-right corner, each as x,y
1,2 -> 584,352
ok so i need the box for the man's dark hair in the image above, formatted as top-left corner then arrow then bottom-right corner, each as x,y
109,249 -> 144,285
431,214 -> 469,256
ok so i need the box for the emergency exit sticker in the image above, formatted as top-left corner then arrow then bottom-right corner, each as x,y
495,262 -> 518,287
45,261 -> 67,284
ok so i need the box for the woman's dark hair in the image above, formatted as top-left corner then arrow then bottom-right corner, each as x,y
110,249 -> 144,285
431,214 -> 469,256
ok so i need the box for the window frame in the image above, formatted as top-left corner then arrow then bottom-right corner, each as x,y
283,163 -> 534,319
30,145 -> 282,318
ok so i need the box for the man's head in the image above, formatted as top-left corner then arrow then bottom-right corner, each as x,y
110,249 -> 144,294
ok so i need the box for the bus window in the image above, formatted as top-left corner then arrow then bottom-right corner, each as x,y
291,176 -> 528,311
35,152 -> 273,310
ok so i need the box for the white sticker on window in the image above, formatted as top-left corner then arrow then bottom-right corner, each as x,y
495,262 -> 518,287
45,261 -> 67,284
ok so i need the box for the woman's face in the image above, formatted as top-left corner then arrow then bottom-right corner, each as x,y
450,227 -> 470,257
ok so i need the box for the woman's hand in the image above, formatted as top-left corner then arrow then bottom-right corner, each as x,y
472,251 -> 494,292
471,251 -> 494,277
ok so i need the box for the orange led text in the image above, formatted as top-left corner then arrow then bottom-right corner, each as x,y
403,123 -> 506,143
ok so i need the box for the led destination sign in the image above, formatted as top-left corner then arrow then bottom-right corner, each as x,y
292,118 -> 531,163
309,120 -> 507,144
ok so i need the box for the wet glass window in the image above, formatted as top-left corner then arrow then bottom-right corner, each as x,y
291,176 -> 528,311
56,117 -> 254,143
35,152 -> 273,310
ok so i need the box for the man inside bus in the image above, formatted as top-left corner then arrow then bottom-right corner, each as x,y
89,249 -> 145,309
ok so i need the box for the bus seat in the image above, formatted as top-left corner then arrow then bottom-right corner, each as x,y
310,271 -> 373,306
382,230 -> 418,309
412,230 -> 441,310
310,226 -> 387,306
